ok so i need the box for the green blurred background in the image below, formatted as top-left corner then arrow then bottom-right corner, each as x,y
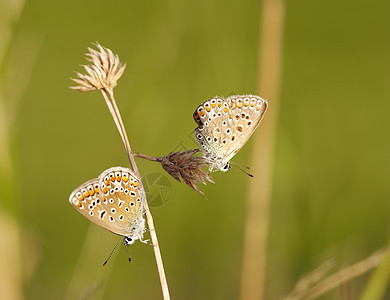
1,0 -> 389,299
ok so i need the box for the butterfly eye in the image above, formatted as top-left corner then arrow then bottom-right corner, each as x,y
222,163 -> 230,171
125,237 -> 133,245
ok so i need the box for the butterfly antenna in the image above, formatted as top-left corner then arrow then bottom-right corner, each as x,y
102,238 -> 125,266
231,162 -> 254,178
124,243 -> 132,263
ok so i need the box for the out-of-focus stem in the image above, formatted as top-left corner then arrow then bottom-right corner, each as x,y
239,0 -> 285,299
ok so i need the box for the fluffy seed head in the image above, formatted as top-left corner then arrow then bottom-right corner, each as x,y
70,42 -> 126,92
160,149 -> 214,196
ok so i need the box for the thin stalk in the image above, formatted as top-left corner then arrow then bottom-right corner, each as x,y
100,89 -> 170,300
239,0 -> 285,299
284,247 -> 390,300
134,153 -> 162,162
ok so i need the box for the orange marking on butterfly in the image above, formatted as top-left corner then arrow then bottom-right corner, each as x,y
236,102 -> 243,108
77,194 -> 84,201
89,189 -> 95,196
105,179 -> 110,186
76,201 -> 82,208
199,110 -> 205,116
228,114 -> 232,119
211,103 -> 216,108
123,175 -> 129,182
217,102 -> 222,108
116,175 -> 121,182
250,102 -> 255,107
133,181 -> 139,187
205,107 -> 211,112
103,187 -> 108,194
83,191 -> 89,198
223,107 -> 228,113
110,176 -> 115,182
95,187 -> 99,194
244,102 -> 249,107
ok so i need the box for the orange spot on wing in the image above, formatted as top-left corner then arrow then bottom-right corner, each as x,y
103,187 -> 108,194
199,110 -> 205,116
83,191 -> 89,198
211,103 -> 216,108
105,179 -> 110,185
123,175 -> 129,182
117,175 -> 121,182
110,176 -> 115,182
205,107 -> 211,112
217,103 -> 222,107
223,107 -> 228,113
89,189 -> 95,196
133,181 -> 139,187
236,102 -> 243,108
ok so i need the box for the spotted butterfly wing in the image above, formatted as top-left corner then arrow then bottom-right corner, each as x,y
69,167 -> 145,244
193,95 -> 267,172
193,97 -> 233,171
69,178 -> 117,233
224,95 -> 267,159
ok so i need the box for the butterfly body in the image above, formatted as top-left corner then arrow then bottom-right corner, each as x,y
193,95 -> 267,172
69,167 -> 146,245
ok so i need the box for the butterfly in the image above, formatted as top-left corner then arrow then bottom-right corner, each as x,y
193,95 -> 267,172
69,167 -> 147,247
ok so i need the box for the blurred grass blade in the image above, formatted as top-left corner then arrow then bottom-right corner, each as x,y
361,245 -> 390,300
239,0 -> 285,299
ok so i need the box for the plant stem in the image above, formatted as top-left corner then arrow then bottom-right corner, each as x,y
101,89 -> 170,300
134,153 -> 162,162
239,0 -> 285,299
284,247 -> 390,300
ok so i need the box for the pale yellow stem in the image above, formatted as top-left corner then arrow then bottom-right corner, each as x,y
101,89 -> 170,300
240,0 -> 285,299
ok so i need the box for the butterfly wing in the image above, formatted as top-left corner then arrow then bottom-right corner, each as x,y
193,95 -> 268,170
69,178 -> 129,235
224,95 -> 267,161
69,167 -> 145,240
193,97 -> 235,169
97,167 -> 145,240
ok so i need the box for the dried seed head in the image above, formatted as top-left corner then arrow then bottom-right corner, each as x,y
70,42 -> 126,92
160,149 -> 214,196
